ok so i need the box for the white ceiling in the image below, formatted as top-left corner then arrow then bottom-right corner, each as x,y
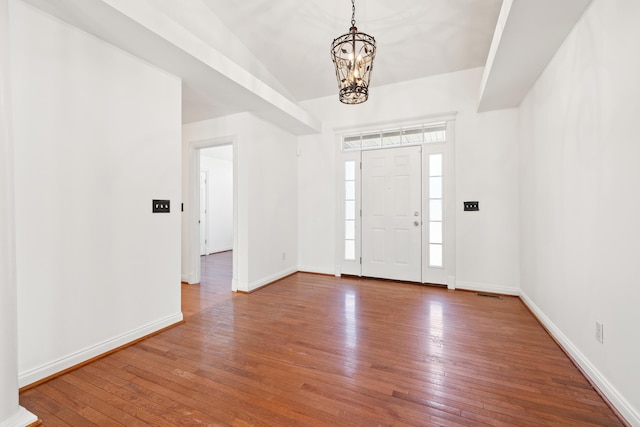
21,0 -> 593,131
198,0 -> 503,101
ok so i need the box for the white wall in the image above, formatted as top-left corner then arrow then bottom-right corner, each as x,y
0,0 -> 17,416
0,0 -> 36,424
200,151 -> 233,254
519,0 -> 640,423
10,1 -> 182,386
297,130 -> 336,275
299,68 -> 520,294
182,113 -> 298,291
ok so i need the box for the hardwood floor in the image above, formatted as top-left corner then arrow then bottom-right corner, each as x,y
181,251 -> 235,318
20,255 -> 625,426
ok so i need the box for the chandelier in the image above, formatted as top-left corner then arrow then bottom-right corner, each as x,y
330,0 -> 376,104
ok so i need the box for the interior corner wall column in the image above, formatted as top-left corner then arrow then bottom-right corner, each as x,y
0,0 -> 36,425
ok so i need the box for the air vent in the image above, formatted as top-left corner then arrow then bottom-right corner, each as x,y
476,293 -> 501,299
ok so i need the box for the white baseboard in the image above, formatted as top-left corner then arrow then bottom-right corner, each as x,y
297,265 -> 335,276
519,291 -> 639,426
245,267 -> 298,292
447,275 -> 456,290
207,248 -> 232,255
181,272 -> 195,283
455,280 -> 520,296
18,312 -> 183,388
0,407 -> 38,427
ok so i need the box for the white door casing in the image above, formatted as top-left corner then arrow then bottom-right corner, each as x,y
338,118 -> 456,287
199,171 -> 208,256
361,146 -> 422,282
187,137 -> 238,289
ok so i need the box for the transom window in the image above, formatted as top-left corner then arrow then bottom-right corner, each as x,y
343,123 -> 446,151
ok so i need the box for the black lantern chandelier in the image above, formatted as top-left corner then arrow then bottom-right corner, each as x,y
330,0 -> 376,104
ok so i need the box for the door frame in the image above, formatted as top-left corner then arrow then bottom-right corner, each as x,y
199,170 -> 209,256
335,115 -> 457,289
187,137 -> 237,291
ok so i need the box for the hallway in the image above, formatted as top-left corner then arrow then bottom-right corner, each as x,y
181,251 -> 234,318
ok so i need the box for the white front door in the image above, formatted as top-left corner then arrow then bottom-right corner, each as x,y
361,146 -> 422,282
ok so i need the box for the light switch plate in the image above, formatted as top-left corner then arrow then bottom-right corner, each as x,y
464,201 -> 479,211
152,200 -> 170,213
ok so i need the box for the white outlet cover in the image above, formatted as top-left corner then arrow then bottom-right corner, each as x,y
595,321 -> 604,343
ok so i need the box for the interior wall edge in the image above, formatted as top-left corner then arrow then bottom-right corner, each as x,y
244,267 -> 298,293
519,290 -> 638,426
455,280 -> 520,296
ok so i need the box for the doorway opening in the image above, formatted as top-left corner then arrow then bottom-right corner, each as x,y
198,145 -> 234,292
187,137 -> 237,291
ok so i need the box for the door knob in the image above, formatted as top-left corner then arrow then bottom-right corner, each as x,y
414,221 -> 420,226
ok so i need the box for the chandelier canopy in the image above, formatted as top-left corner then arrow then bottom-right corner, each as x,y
330,0 -> 376,104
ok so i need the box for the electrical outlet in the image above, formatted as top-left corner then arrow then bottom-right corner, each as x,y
595,321 -> 604,343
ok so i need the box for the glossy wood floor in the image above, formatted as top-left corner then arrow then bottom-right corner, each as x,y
181,251 -> 235,318
20,252 -> 625,426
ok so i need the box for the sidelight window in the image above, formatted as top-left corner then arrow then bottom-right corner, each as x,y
344,160 -> 357,261
428,153 -> 444,267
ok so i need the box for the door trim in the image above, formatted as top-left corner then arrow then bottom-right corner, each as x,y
335,117 -> 456,288
187,137 -> 237,291
199,170 -> 209,256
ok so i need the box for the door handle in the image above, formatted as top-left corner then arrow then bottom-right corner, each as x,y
414,221 -> 420,227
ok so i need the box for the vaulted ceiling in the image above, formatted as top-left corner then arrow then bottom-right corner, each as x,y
21,0 -> 593,133
198,0 -> 503,101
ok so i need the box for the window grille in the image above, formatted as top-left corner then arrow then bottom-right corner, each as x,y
343,122 -> 446,151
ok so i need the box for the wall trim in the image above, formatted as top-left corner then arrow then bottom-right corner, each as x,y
245,267 -> 298,293
297,265 -> 335,276
207,248 -> 233,255
186,136 -> 238,287
332,111 -> 458,134
519,291 -> 638,426
0,407 -> 38,427
18,313 -> 183,388
455,280 -> 520,296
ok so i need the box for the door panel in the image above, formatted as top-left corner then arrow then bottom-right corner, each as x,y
362,146 -> 422,282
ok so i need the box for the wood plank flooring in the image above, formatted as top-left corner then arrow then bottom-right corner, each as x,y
181,251 -> 235,318
20,253 -> 625,426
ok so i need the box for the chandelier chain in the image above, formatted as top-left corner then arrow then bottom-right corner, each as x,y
351,0 -> 356,27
